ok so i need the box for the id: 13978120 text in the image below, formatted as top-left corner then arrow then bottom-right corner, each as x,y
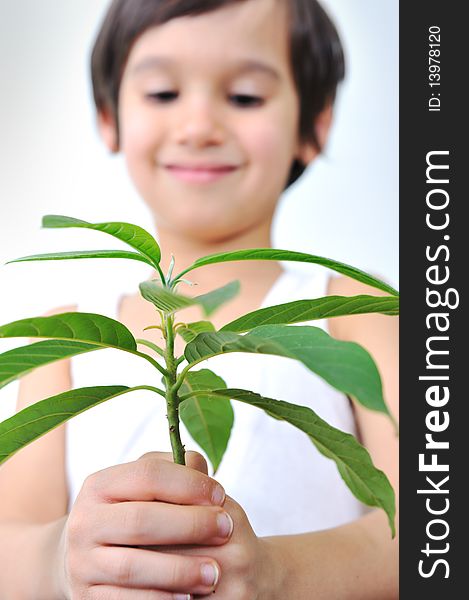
428,25 -> 441,112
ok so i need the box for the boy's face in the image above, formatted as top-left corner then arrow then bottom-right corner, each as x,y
108,0 -> 317,243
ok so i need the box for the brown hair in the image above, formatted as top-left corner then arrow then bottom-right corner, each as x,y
91,0 -> 345,186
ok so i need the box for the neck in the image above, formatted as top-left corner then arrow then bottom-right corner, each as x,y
152,218 -> 282,294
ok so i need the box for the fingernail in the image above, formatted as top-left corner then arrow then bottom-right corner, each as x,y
201,562 -> 219,587
212,485 -> 225,506
217,511 -> 234,538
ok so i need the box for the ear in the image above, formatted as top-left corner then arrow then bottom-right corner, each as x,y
296,102 -> 333,165
97,108 -> 119,153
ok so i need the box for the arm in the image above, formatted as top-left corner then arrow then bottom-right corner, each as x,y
262,510 -> 397,599
262,275 -> 399,599
0,305 -> 75,598
0,517 -> 67,600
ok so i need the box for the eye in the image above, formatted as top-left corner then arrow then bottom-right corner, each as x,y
146,91 -> 179,103
229,94 -> 264,108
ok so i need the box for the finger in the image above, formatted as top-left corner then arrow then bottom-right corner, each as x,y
138,452 -> 175,462
94,502 -> 234,546
90,546 -> 220,596
138,451 -> 208,475
88,585 -> 192,599
184,451 -> 208,475
84,458 -> 225,506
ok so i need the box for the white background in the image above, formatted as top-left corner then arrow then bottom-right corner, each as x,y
0,0 -> 398,419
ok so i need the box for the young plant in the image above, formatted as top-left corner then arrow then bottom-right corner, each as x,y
0,215 -> 399,535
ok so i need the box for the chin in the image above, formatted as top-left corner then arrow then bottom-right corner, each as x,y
169,217 -> 252,245
161,205 -> 243,236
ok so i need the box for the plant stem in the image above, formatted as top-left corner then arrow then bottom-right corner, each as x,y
173,359 -> 204,394
163,313 -> 186,465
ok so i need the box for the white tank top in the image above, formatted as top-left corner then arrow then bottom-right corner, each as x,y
66,268 -> 367,535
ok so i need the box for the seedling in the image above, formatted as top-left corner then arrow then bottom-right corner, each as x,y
0,216 -> 398,535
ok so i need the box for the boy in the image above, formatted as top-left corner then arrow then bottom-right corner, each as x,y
0,1 -> 398,598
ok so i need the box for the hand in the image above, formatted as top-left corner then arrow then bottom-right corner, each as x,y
56,451 -> 234,599
163,495 -> 281,600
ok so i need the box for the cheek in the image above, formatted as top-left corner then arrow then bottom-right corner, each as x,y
245,98 -> 299,161
243,112 -> 298,185
247,125 -> 277,162
119,104 -> 159,166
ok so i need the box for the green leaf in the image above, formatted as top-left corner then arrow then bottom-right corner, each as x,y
0,340 -> 97,390
179,370 -> 234,474
7,250 -> 152,267
0,313 -> 137,352
139,280 -> 239,317
175,249 -> 398,296
177,321 -> 216,343
0,385 -> 132,465
42,215 -> 161,268
184,325 -> 388,416
191,387 -> 395,536
139,281 -> 195,313
193,281 -> 240,316
221,295 -> 399,333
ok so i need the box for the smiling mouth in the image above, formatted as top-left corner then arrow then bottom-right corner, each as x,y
164,164 -> 239,184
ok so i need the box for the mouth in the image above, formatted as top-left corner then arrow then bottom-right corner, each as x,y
164,164 -> 240,184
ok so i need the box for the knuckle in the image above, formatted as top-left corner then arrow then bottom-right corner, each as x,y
113,553 -> 135,586
68,504 -> 100,547
167,557 -> 185,587
227,542 -> 248,568
66,543 -> 93,590
66,549 -> 83,583
66,511 -> 85,544
190,474 -> 212,503
138,455 -> 160,485
138,451 -> 157,461
188,510 -> 203,540
82,471 -> 103,495
138,450 -> 173,462
123,504 -> 146,538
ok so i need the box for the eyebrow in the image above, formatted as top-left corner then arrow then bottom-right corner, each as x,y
129,56 -> 281,81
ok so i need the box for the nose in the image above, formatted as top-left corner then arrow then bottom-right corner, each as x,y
173,95 -> 225,149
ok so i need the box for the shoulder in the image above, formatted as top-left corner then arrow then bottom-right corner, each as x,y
16,304 -> 78,413
275,268 -> 331,304
34,303 -> 78,382
325,274 -> 399,426
326,274 -> 398,345
327,275 -> 399,492
42,304 -> 78,317
327,273 -> 387,297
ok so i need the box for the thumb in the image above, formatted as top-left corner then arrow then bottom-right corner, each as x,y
137,449 -> 208,474
185,450 -> 209,474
